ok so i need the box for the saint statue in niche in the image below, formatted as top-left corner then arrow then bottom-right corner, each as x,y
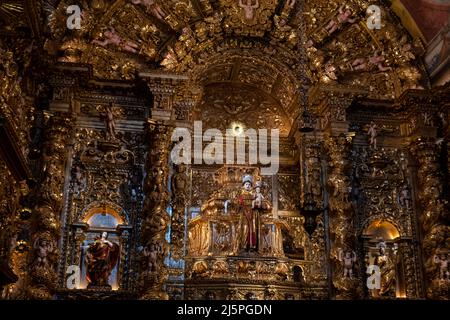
85,231 -> 119,288
373,242 -> 397,297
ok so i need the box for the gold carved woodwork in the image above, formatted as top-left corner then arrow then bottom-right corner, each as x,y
1,0 -> 449,302
411,138 -> 450,299
45,0 -> 425,101
170,164 -> 188,260
27,113 -> 72,299
324,133 -> 363,299
139,120 -> 172,300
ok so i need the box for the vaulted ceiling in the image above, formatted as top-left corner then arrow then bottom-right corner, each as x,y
2,0 -> 445,136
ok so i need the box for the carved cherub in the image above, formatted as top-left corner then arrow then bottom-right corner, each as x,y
34,237 -> 54,269
142,243 -> 159,273
239,0 -> 259,20
352,51 -> 391,72
323,62 -> 338,81
131,0 -> 166,20
325,5 -> 357,35
93,27 -> 139,53
434,253 -> 449,280
368,52 -> 391,72
171,164 -> 187,195
397,35 -> 416,62
339,248 -> 357,278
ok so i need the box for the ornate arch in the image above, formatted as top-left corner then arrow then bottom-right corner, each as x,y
360,216 -> 404,239
44,0 -> 426,100
79,200 -> 128,226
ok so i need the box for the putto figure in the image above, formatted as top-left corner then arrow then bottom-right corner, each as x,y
398,184 -> 412,209
339,249 -> 357,279
352,52 -> 391,72
434,253 -> 449,281
239,0 -> 259,21
33,236 -> 55,269
93,27 -> 139,53
325,5 -> 357,34
131,0 -> 166,20
142,243 -> 159,273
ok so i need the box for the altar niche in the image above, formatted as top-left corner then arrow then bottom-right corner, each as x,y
68,205 -> 131,291
362,219 -> 407,299
187,168 -> 285,258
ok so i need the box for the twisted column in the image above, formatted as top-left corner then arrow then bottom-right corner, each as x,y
139,120 -> 172,300
28,113 -> 72,299
411,138 -> 449,299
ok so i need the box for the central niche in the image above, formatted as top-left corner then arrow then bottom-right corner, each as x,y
184,165 -> 310,300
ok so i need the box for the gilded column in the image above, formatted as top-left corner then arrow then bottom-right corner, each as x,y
27,112 -> 72,299
411,138 -> 449,299
170,164 -> 188,260
139,120 -> 172,299
324,133 -> 362,299
315,88 -> 365,299
298,135 -> 328,294
138,72 -> 187,299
